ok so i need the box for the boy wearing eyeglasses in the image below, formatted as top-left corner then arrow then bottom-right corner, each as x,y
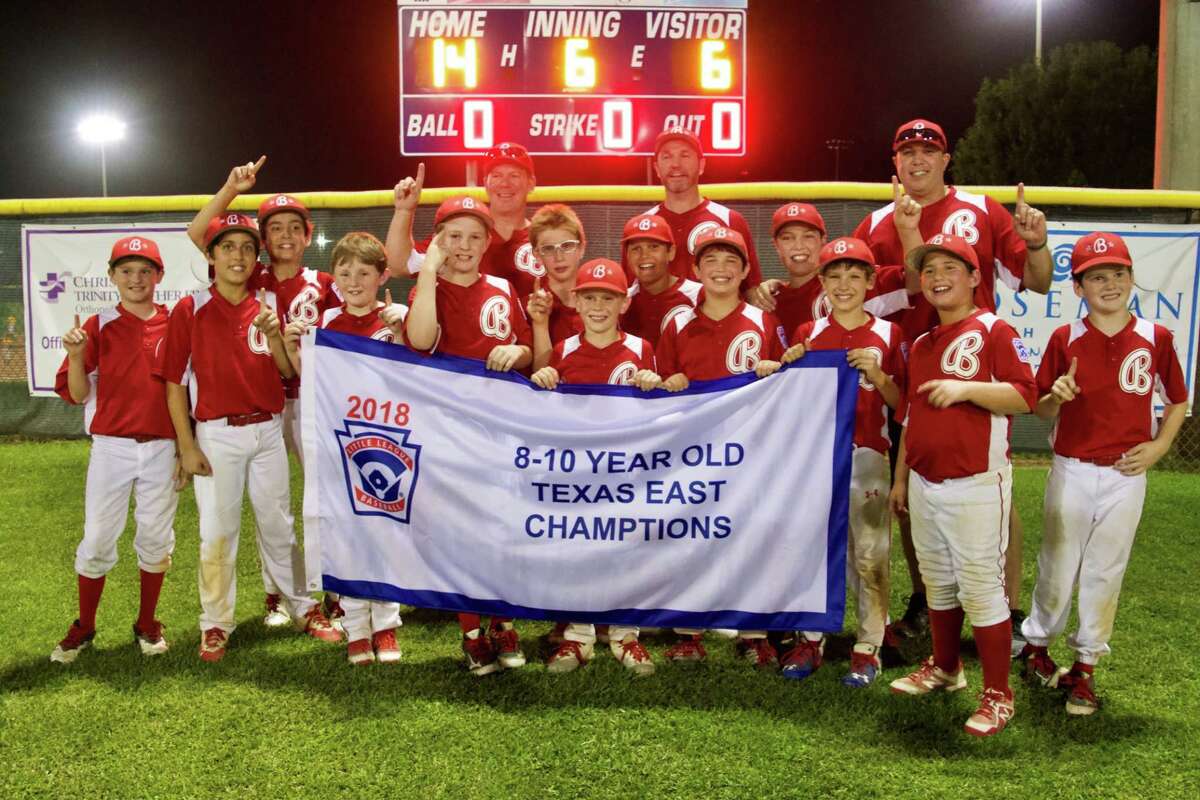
525,204 -> 588,370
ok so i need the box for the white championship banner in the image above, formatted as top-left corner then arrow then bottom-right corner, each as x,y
994,221 -> 1200,411
20,223 -> 211,397
301,330 -> 857,631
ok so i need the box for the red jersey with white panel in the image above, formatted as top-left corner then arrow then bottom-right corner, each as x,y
157,288 -> 286,421
1037,316 -> 1188,462
407,274 -> 533,361
546,291 -> 584,346
899,309 -> 1037,482
250,265 -> 341,398
622,276 -> 702,349
853,187 -> 1027,342
793,314 -> 905,454
407,227 -> 542,299
550,333 -> 656,385
320,304 -> 404,345
644,199 -> 762,291
54,305 -> 175,439
773,266 -> 910,337
656,303 -> 787,381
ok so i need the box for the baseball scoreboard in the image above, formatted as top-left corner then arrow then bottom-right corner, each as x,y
398,0 -> 747,156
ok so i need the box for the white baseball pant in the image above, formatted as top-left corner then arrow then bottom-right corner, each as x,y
193,415 -> 314,634
341,598 -> 402,642
565,622 -> 639,646
75,435 -> 178,578
1022,456 -> 1146,665
908,464 -> 1011,628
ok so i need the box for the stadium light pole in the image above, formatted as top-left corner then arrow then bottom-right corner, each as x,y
77,114 -> 126,197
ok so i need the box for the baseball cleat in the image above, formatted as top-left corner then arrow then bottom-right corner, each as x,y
735,637 -> 779,669
611,636 -> 655,676
1016,644 -> 1066,688
546,640 -> 592,673
664,634 -> 707,663
347,638 -> 375,666
462,631 -> 500,677
964,688 -> 1015,737
322,594 -> 346,633
132,620 -> 170,656
298,605 -> 343,643
711,628 -> 740,639
1065,670 -> 1099,716
50,620 -> 95,664
1009,609 -> 1029,658
372,629 -> 402,663
780,638 -> 823,681
489,623 -> 526,669
842,645 -> 882,688
889,656 -> 968,695
199,628 -> 228,663
263,594 -> 291,628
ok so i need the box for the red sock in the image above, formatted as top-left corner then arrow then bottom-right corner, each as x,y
1070,661 -> 1094,675
458,613 -> 482,634
973,618 -> 1013,694
78,574 -> 106,632
928,606 -> 965,672
137,569 -> 166,630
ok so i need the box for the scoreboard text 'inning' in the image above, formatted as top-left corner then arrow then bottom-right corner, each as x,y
398,0 -> 748,157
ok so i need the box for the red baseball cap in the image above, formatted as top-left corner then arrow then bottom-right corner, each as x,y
108,235 -> 164,272
620,214 -> 674,247
574,258 -> 629,294
1071,232 -> 1132,276
434,195 -> 494,231
693,226 -> 748,265
482,142 -> 535,178
772,202 -> 826,237
203,212 -> 261,251
654,127 -> 703,158
257,194 -> 312,233
893,119 -> 948,152
905,232 -> 980,272
819,237 -> 875,272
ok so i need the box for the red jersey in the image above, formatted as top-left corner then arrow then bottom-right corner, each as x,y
320,305 -> 403,345
1038,316 -> 1188,462
853,187 -> 1027,342
545,291 -> 583,345
409,227 -> 542,299
550,333 -> 656,385
773,266 -> 911,336
408,274 -> 533,361
622,277 -> 702,348
158,287 -> 286,422
644,199 -> 762,291
899,309 -> 1037,482
250,265 -> 340,399
656,302 -> 786,381
794,314 -> 905,454
54,305 -> 175,440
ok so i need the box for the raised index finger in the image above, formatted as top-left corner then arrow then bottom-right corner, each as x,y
1066,356 -> 1078,378
1016,181 -> 1026,207
252,155 -> 267,174
258,289 -> 268,308
73,313 -> 81,328
414,162 -> 425,190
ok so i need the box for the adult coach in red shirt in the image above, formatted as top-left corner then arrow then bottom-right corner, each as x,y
388,143 -> 543,298
855,118 -> 1053,647
643,128 -> 762,294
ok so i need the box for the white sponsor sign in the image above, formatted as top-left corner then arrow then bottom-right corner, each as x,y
21,224 -> 211,396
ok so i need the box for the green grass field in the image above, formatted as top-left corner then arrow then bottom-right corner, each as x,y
2,439 -> 1198,799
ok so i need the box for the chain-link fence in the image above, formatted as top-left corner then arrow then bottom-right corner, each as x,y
3,189 -> 1198,468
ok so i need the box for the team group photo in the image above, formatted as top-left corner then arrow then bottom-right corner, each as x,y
3,1 -> 1198,797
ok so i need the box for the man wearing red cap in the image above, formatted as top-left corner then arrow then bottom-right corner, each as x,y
1018,232 -> 1187,716
51,235 -> 181,664
643,128 -> 762,294
888,232 -> 1037,737
854,119 -> 1053,643
388,143 -> 544,298
619,213 -> 702,348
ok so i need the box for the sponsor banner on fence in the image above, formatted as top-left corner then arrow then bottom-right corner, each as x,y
994,221 -> 1200,411
302,330 -> 857,631
21,224 -> 210,397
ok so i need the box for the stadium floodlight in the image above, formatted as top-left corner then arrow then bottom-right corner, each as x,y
77,114 -> 126,196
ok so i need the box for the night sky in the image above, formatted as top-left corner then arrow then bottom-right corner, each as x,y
0,0 -> 1158,199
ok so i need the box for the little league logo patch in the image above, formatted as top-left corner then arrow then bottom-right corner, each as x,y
335,421 -> 421,524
